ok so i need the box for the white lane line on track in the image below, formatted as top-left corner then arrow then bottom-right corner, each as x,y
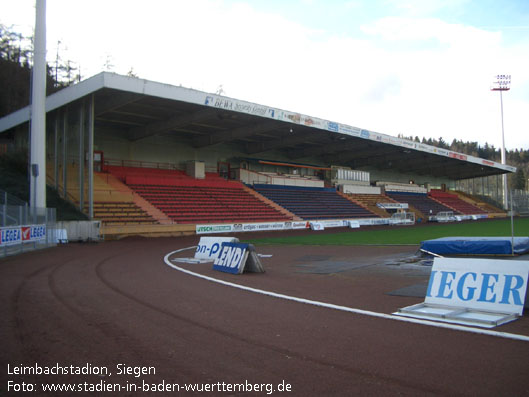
164,247 -> 529,343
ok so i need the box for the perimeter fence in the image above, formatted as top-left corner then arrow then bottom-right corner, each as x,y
0,189 -> 57,258
512,190 -> 529,216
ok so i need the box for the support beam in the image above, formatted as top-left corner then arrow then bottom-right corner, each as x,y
322,145 -> 395,165
29,0 -> 47,210
88,95 -> 94,220
128,108 -> 218,141
95,92 -> 142,116
62,108 -> 68,199
244,130 -> 320,154
288,137 -> 371,159
54,113 -> 59,189
78,101 -> 85,212
192,120 -> 281,148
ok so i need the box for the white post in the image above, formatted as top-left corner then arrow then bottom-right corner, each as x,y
491,74 -> 511,210
88,94 -> 94,220
30,0 -> 47,210
500,90 -> 508,209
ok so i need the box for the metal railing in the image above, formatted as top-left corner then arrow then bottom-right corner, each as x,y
1,198 -> 57,257
0,189 -> 27,206
104,158 -> 182,170
512,190 -> 529,216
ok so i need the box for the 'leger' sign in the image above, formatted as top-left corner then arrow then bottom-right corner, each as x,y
426,258 -> 529,315
213,242 -> 250,274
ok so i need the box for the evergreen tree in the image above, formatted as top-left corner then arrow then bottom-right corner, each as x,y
0,24 -> 75,117
512,168 -> 526,191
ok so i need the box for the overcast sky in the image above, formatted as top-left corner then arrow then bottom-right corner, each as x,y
2,0 -> 529,150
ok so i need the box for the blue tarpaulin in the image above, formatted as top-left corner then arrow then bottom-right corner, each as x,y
420,236 -> 529,256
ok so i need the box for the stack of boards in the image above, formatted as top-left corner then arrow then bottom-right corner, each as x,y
173,237 -> 264,274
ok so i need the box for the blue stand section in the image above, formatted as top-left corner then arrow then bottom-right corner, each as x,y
420,237 -> 529,256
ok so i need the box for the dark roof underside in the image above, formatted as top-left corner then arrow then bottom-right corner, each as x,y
86,88 -> 504,180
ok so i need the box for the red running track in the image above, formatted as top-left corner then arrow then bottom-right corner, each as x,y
1,236 -> 528,396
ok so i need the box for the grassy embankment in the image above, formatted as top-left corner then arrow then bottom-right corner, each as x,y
0,151 -> 88,221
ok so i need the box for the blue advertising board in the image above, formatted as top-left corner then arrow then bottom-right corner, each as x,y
213,242 -> 250,274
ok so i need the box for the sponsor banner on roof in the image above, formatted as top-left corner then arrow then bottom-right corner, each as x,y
449,152 -> 468,161
327,122 -> 339,132
338,124 -> 361,136
200,91 -> 513,173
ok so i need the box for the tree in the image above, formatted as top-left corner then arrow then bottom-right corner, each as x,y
512,168 -> 526,191
437,137 -> 448,149
0,24 -> 78,117
0,24 -> 31,64
103,54 -> 114,71
127,67 -> 138,78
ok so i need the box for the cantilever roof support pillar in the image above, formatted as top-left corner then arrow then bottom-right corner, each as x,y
87,94 -> 94,220
54,114 -> 59,189
29,0 -> 47,210
78,101 -> 85,212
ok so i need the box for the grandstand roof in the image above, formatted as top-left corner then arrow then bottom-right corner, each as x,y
0,72 -> 515,180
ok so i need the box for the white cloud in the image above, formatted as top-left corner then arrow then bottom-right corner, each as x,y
362,16 -> 501,48
385,0 -> 470,17
1,0 -> 528,149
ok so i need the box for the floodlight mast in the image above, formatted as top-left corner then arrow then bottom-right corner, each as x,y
30,0 -> 47,211
491,74 -> 511,210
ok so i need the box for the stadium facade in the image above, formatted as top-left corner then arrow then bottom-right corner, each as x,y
0,72 -> 516,235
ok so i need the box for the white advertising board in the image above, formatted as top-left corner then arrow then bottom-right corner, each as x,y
396,257 -> 529,327
310,222 -> 324,231
377,203 -> 409,210
425,258 -> 529,315
0,225 -> 46,246
348,221 -> 360,228
196,221 -> 309,235
195,237 -> 239,260
212,242 -> 264,274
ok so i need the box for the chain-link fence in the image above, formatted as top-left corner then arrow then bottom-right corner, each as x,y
0,190 -> 57,258
512,190 -> 529,216
455,175 -> 529,215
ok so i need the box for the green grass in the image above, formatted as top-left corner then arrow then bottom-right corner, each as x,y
244,218 -> 529,246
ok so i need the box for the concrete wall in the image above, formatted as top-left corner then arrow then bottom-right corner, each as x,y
55,220 -> 101,241
95,133 -> 250,171
339,184 -> 381,194
93,130 -> 455,190
366,168 -> 453,190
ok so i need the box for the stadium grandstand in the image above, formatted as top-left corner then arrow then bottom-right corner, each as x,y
0,72 -> 514,237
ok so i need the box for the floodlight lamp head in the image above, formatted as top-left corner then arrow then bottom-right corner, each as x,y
491,74 -> 511,91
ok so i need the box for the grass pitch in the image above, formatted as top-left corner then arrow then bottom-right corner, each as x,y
245,217 -> 529,246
